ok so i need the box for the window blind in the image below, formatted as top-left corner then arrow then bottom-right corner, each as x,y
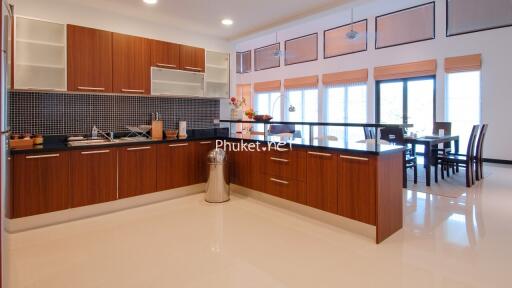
445,54 -> 481,73
322,69 -> 368,85
374,59 -> 437,81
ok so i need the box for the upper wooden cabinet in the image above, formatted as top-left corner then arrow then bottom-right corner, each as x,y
150,39 -> 180,69
11,152 -> 70,218
67,25 -> 113,93
112,33 -> 151,95
179,45 -> 205,73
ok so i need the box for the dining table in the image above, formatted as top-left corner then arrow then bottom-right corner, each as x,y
404,135 -> 460,187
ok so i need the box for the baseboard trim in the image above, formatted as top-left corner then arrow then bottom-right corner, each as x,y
6,184 -> 205,233
483,158 -> 512,165
231,184 -> 376,241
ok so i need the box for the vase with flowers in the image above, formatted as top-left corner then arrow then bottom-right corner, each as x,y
229,96 -> 246,120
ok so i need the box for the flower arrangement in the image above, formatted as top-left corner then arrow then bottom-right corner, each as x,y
244,108 -> 255,119
229,96 -> 246,109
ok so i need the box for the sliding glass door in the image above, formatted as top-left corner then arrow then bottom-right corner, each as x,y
377,76 -> 435,135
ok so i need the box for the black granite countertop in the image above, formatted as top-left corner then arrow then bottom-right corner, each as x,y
10,128 -> 405,156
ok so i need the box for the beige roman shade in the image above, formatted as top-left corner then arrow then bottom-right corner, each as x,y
445,54 -> 482,73
283,75 -> 319,89
322,69 -> 368,85
374,59 -> 437,81
253,80 -> 281,92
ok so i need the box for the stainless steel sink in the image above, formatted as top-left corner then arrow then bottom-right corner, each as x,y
67,137 -> 153,147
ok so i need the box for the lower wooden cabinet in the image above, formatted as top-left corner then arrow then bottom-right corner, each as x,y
12,152 -> 70,218
194,140 -> 216,183
70,149 -> 118,208
337,154 -> 376,225
231,149 -> 265,192
118,145 -> 157,198
306,150 -> 338,214
156,142 -> 196,190
263,176 -> 305,202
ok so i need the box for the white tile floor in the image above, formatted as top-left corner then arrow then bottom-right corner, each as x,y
5,164 -> 512,288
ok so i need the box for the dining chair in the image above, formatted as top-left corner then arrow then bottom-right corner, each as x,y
432,122 -> 452,155
475,124 -> 488,181
380,127 -> 417,188
363,127 -> 375,140
435,125 -> 479,187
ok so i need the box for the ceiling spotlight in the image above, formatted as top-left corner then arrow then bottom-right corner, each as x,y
143,0 -> 158,4
222,19 -> 234,26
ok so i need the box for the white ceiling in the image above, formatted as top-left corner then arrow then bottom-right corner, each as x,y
61,0 -> 356,40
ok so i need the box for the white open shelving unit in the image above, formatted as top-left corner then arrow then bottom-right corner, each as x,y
151,67 -> 205,97
14,16 -> 67,91
205,51 -> 229,99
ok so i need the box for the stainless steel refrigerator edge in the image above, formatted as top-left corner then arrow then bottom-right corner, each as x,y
1,1 -> 12,287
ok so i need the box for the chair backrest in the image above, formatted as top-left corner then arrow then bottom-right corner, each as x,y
363,127 -> 375,140
380,127 -> 405,145
434,122 -> 452,149
433,122 -> 452,135
466,125 -> 480,158
476,124 -> 488,161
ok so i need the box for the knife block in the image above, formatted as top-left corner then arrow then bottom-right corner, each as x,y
151,120 -> 163,140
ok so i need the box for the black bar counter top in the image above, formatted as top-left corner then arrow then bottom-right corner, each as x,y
10,128 -> 405,156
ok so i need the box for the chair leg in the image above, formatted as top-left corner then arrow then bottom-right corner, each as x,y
414,164 -> 418,184
441,162 -> 445,180
456,163 -> 460,173
447,163 -> 450,177
434,162 -> 438,183
475,160 -> 481,181
466,165 -> 471,188
471,161 -> 476,185
479,160 -> 484,180
403,167 -> 407,189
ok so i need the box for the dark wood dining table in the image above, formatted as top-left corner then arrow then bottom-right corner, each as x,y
404,135 -> 460,187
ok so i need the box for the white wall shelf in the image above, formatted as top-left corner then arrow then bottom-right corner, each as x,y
14,16 -> 67,91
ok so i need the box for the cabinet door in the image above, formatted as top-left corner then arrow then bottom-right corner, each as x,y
179,45 -> 205,72
118,145 -> 157,198
306,151 -> 338,214
156,142 -> 195,190
67,25 -> 113,93
112,33 -> 150,95
150,39 -> 180,69
338,154 -> 376,225
70,149 -> 117,208
194,140 -> 216,183
12,152 -> 70,218
231,149 -> 265,192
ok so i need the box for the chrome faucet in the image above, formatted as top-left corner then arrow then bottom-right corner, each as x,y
93,126 -> 115,142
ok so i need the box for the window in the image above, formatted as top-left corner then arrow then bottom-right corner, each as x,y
252,91 -> 281,133
254,43 -> 280,71
447,0 -> 512,36
284,88 -> 319,139
236,51 -> 251,74
324,83 -> 367,143
446,71 -> 481,151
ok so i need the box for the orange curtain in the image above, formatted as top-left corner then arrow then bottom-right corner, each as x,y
374,59 -> 437,81
283,75 -> 319,89
253,80 -> 281,92
322,69 -> 368,85
445,54 -> 481,73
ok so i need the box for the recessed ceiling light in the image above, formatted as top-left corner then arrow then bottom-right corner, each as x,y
221,19 -> 234,26
143,0 -> 158,4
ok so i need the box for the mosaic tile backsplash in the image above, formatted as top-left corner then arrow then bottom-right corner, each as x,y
9,91 -> 220,135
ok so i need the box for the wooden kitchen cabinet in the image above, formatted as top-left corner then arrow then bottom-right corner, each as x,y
118,145 -> 157,198
306,150 -> 338,214
179,44 -> 205,72
337,154 -> 377,225
231,149 -> 265,192
194,140 -> 216,183
12,152 -> 70,218
70,148 -> 117,208
157,142 -> 196,190
150,39 -> 180,69
112,33 -> 151,95
67,25 -> 113,93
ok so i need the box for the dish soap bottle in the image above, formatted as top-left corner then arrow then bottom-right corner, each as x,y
92,126 -> 98,139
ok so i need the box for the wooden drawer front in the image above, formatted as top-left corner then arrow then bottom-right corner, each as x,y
306,151 -> 338,213
265,149 -> 306,180
338,154 -> 376,225
264,176 -> 305,203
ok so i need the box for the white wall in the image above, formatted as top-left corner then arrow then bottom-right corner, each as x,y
11,0 -> 230,52
231,0 -> 512,161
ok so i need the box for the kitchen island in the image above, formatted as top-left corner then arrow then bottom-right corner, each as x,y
8,127 -> 404,243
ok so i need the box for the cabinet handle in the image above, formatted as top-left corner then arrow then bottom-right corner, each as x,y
200,141 -> 212,144
26,154 -> 60,159
77,86 -> 105,91
270,157 -> 289,163
121,89 -> 145,93
270,178 -> 289,185
81,150 -> 110,155
339,155 -> 368,161
184,66 -> 202,71
169,143 -> 188,147
269,147 -> 289,151
127,146 -> 151,151
156,63 -> 177,68
308,152 -> 332,157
